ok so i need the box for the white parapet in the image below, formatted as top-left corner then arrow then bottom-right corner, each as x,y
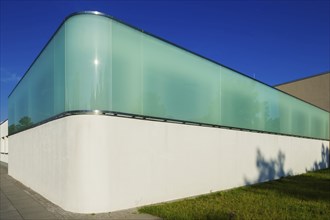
0,120 -> 8,163
8,115 -> 329,213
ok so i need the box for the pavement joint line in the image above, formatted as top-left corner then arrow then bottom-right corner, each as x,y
1,184 -> 25,220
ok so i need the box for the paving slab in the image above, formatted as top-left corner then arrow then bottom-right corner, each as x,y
0,162 -> 161,219
0,210 -> 24,220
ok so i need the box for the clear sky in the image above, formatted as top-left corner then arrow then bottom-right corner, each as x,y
1,0 -> 329,122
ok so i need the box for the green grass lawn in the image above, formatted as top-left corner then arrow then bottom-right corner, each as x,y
139,169 -> 330,220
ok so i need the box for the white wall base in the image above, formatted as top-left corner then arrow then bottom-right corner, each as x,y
8,115 -> 329,213
0,154 -> 8,163
0,120 -> 8,163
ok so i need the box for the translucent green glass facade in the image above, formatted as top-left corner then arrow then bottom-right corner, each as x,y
8,13 -> 329,140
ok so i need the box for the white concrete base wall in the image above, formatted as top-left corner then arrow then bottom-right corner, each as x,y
8,115 -> 329,213
0,120 -> 8,163
0,154 -> 8,163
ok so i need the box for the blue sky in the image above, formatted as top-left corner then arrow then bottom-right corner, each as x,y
1,0 -> 329,122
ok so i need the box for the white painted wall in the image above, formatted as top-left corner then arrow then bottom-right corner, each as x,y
0,120 -> 8,163
8,115 -> 329,213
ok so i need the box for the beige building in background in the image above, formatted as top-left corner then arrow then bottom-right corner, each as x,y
275,72 -> 330,112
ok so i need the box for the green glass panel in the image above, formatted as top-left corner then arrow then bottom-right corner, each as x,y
291,98 -> 308,137
29,39 -> 54,124
220,68 -> 260,130
112,21 -> 142,114
53,27 -> 65,115
309,104 -> 322,138
65,14 -> 112,111
7,25 -> 66,133
278,92 -> 292,135
142,34 -> 220,124
10,80 -> 30,132
8,95 -> 15,133
259,84 -> 280,133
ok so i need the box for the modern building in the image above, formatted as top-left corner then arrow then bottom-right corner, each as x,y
275,72 -> 330,112
0,120 -> 8,163
8,11 -> 329,213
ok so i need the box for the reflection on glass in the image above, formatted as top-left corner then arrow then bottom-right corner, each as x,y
8,116 -> 33,134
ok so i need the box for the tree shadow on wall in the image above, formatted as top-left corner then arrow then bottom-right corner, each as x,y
243,146 -> 330,203
311,143 -> 329,171
244,149 -> 292,185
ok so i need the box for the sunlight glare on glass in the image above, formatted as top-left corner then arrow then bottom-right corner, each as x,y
94,59 -> 99,65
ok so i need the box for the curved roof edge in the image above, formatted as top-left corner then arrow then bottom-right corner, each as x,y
8,10 -> 264,97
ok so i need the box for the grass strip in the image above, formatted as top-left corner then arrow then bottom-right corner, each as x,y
139,169 -> 330,220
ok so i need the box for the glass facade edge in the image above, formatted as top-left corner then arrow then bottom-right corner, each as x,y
8,12 -> 330,140
8,11 -> 328,113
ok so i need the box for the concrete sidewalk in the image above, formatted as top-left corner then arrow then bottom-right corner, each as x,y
0,162 -> 161,219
